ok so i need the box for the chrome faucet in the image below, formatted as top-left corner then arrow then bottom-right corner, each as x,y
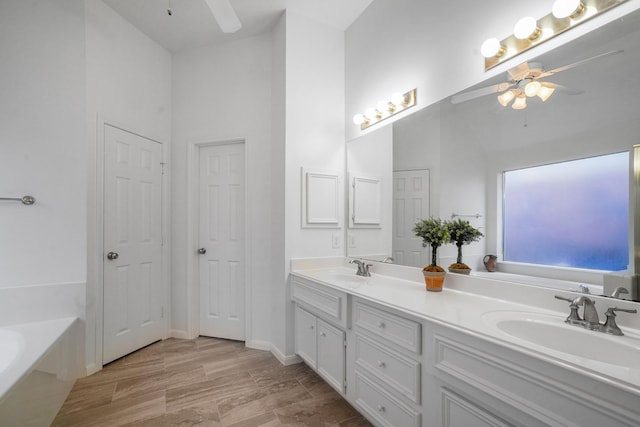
349,259 -> 372,277
555,295 -> 599,329
555,295 -> 638,336
572,295 -> 600,329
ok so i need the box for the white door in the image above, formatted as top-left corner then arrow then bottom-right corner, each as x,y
103,125 -> 164,364
199,143 -> 245,340
393,169 -> 430,267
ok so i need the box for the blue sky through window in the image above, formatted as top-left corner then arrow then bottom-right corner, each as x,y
503,152 -> 629,271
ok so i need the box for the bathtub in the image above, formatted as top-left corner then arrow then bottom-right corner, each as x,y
0,317 -> 81,427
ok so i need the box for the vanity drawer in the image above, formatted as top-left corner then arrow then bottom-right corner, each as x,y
291,276 -> 348,328
354,301 -> 421,354
354,371 -> 421,427
355,333 -> 421,404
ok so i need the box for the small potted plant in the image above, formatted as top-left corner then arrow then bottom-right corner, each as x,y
413,217 -> 450,292
446,218 -> 483,274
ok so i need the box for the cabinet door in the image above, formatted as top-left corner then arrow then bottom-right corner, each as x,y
295,306 -> 317,368
317,319 -> 346,393
442,389 -> 511,427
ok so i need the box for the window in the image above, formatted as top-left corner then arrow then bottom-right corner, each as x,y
503,152 -> 629,272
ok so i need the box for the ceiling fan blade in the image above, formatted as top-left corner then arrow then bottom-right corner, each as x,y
538,50 -> 623,78
507,62 -> 533,80
450,82 -> 515,104
544,82 -> 584,95
204,0 -> 242,33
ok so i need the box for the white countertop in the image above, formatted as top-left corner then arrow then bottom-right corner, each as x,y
290,259 -> 640,396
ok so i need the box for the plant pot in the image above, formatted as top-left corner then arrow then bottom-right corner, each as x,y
423,271 -> 446,292
448,267 -> 471,275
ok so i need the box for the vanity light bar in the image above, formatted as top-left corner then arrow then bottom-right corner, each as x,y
353,88 -> 417,130
482,0 -> 628,70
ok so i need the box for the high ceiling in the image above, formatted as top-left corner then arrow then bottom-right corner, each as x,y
103,0 -> 374,52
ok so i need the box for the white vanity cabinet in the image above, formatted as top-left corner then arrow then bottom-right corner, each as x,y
291,276 -> 348,394
424,322 -> 640,427
350,299 -> 422,427
290,269 -> 640,427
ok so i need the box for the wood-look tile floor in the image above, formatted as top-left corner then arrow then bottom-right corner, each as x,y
53,337 -> 372,427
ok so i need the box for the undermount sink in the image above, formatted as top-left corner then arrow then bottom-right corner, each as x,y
482,311 -> 640,368
310,271 -> 370,287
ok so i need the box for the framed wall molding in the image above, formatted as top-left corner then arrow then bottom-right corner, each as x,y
349,172 -> 382,228
301,167 -> 342,228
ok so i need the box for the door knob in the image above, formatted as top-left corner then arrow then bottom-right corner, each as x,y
198,248 -> 206,254
106,252 -> 119,260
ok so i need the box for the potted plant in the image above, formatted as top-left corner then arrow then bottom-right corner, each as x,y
413,217 -> 450,291
446,218 -> 484,274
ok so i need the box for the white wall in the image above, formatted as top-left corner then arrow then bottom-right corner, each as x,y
276,11 -> 346,358
270,15 -> 287,355
0,0 -> 86,287
85,0 -> 172,372
171,34 -> 274,346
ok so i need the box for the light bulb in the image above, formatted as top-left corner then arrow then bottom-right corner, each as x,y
524,81 -> 541,97
391,93 -> 405,107
537,84 -> 555,101
513,16 -> 540,40
552,0 -> 585,19
497,90 -> 516,107
364,107 -> 378,120
481,38 -> 503,58
377,100 -> 390,113
512,95 -> 527,110
353,114 -> 365,125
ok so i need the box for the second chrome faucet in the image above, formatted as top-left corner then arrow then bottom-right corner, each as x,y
349,259 -> 372,277
555,295 -> 637,335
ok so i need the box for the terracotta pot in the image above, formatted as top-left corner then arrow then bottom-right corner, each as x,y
422,271 -> 446,292
448,267 -> 471,275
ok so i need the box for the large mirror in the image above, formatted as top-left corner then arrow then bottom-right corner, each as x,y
346,8 -> 640,298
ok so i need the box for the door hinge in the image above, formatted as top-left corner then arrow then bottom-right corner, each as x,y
344,339 -> 347,348
160,162 -> 167,175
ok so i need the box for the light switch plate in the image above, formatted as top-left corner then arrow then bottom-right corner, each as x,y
332,233 -> 341,249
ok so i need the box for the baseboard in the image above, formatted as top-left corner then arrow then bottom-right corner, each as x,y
245,339 -> 271,351
168,329 -> 192,339
270,343 -> 302,366
85,362 -> 101,376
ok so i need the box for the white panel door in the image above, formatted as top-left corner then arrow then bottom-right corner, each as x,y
103,125 -> 163,364
393,170 -> 430,268
199,143 -> 245,340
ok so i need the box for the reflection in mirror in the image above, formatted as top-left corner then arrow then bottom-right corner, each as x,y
346,8 -> 640,300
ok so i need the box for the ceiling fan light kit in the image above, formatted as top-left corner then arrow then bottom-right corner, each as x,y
481,0 -> 628,70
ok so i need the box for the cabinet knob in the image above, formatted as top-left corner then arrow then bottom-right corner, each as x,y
310,325 -> 314,329
106,252 -> 119,260
378,360 -> 386,368
377,405 -> 386,412
378,321 -> 386,328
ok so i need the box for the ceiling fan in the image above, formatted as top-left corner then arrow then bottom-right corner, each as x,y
450,50 -> 622,109
204,0 -> 242,33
